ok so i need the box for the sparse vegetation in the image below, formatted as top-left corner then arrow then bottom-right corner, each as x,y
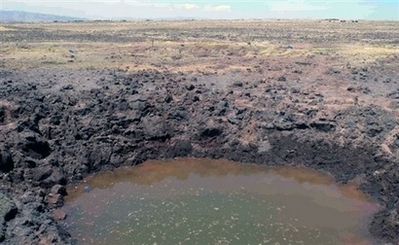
1,20 -> 398,72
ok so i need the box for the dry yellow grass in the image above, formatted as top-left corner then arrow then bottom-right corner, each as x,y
0,26 -> 15,31
2,41 -> 397,72
1,20 -> 398,71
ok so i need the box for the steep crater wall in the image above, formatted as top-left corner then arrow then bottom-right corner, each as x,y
0,69 -> 398,244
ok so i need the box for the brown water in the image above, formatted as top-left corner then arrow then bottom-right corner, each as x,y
63,158 -> 379,245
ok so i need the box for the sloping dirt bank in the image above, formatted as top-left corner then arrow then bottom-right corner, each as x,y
1,68 -> 399,244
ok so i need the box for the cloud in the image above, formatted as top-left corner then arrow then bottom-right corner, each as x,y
261,0 -> 382,19
265,0 -> 327,12
153,3 -> 171,8
203,4 -> 231,12
174,3 -> 200,10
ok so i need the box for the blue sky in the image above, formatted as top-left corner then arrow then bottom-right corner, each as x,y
1,0 -> 398,20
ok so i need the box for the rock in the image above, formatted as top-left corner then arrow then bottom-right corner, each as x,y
366,126 -> 383,137
20,134 -> 52,160
166,140 -> 193,158
200,127 -> 223,138
215,101 -> 228,116
387,91 -> 399,99
164,94 -> 173,103
389,101 -> 399,109
45,193 -> 63,208
233,81 -> 243,87
86,142 -> 113,171
60,84 -> 73,91
84,186 -> 92,193
273,121 -> 293,131
53,209 -> 66,221
130,98 -> 152,117
370,208 -> 399,244
277,76 -> 286,82
310,121 -> 335,132
41,168 -> 66,188
33,165 -> 53,182
186,84 -> 195,91
49,115 -> 61,125
0,107 -> 5,124
19,191 -> 38,204
193,96 -> 200,102
0,192 -> 18,242
50,185 -> 66,196
0,222 -> 4,243
259,122 -> 275,130
0,192 -> 17,222
142,116 -> 172,141
0,148 -> 14,173
381,144 -> 392,155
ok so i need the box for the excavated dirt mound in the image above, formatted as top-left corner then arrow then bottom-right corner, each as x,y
1,67 -> 399,244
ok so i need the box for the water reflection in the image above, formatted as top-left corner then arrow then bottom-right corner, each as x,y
64,158 -> 379,245
67,158 -> 263,200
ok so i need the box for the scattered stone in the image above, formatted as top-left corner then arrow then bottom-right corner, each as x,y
84,186 -> 92,193
50,185 -> 67,196
186,84 -> 195,91
389,101 -> 399,109
46,193 -> 63,208
0,192 -> 17,222
21,135 -> 52,160
277,76 -> 286,82
53,209 -> 66,221
381,144 -> 392,155
347,86 -> 356,92
0,148 -> 13,173
233,81 -> 243,87
200,127 -> 222,138
60,84 -> 73,91
142,116 -> 172,141
165,94 -> 173,103
310,121 -> 335,132
0,192 -> 17,242
388,92 -> 399,99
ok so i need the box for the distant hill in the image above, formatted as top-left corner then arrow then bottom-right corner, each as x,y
0,10 -> 87,22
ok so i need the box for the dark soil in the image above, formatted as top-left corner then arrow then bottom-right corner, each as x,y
1,66 -> 399,244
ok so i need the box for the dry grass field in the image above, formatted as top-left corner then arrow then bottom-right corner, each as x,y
1,20 -> 398,72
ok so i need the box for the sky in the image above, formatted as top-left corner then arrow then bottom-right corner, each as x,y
1,0 -> 398,20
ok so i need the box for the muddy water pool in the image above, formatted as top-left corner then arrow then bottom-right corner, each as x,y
63,158 -> 379,245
